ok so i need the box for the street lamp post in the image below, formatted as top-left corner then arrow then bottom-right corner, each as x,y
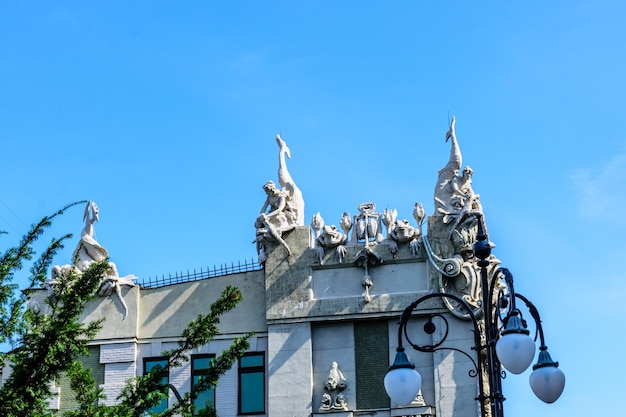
384,214 -> 565,417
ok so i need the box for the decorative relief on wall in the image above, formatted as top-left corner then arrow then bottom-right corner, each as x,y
354,246 -> 382,303
311,201 -> 425,265
309,200 -> 426,303
319,361 -> 349,412
255,135 -> 305,263
47,201 -> 137,318
350,202 -> 383,246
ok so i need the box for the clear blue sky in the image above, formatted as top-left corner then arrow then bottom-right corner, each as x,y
1,1 -> 624,416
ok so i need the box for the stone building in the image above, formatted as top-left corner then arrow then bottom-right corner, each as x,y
4,119 -> 499,417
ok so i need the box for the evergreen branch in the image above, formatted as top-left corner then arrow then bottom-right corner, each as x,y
0,260 -> 106,417
108,286 -> 251,417
0,202 -> 85,346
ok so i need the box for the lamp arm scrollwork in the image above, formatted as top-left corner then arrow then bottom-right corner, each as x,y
395,291 -> 488,399
387,212 -> 564,414
493,269 -> 544,346
514,292 -> 547,349
396,292 -> 482,352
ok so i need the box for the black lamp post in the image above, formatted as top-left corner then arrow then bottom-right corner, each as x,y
384,214 -> 565,417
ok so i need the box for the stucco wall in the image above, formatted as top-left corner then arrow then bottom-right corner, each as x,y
136,270 -> 266,340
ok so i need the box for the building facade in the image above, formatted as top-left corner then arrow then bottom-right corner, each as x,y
4,120 -> 496,417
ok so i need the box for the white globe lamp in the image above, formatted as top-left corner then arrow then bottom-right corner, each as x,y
495,313 -> 536,374
384,348 -> 422,406
529,348 -> 566,403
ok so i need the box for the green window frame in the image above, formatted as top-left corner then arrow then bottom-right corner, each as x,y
238,352 -> 265,414
143,357 -> 169,414
191,354 -> 216,415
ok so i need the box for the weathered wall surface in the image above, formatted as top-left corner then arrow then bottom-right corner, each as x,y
264,226 -> 440,322
136,269 -> 266,339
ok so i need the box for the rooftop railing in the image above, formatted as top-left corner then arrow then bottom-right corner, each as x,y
138,258 -> 262,289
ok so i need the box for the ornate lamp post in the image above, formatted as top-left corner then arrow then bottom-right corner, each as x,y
384,214 -> 565,417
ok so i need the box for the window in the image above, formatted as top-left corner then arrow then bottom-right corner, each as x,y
144,357 -> 169,414
238,352 -> 265,414
191,354 -> 215,415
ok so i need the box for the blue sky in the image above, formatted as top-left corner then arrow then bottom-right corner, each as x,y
1,1 -> 625,416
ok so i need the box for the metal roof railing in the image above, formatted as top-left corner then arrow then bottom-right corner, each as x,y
138,258 -> 263,289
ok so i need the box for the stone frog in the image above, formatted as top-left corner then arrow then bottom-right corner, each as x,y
386,218 -> 422,258
390,219 -> 419,243
315,225 -> 348,264
317,225 -> 347,248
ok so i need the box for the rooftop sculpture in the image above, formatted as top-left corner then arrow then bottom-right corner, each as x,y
249,119 -> 498,317
434,116 -> 483,237
49,201 -> 137,318
255,135 -> 305,263
298,117 -> 499,318
311,201 -> 423,302
426,117 -> 498,318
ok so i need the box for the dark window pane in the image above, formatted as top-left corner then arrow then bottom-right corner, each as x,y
240,355 -> 263,368
145,359 -> 168,373
148,400 -> 168,414
144,358 -> 169,413
240,372 -> 264,413
192,355 -> 215,416
193,357 -> 212,370
193,381 -> 215,412
239,352 -> 265,414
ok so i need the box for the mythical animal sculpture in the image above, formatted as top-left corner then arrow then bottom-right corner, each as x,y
382,206 -> 422,257
310,213 -> 348,263
424,118 -> 500,319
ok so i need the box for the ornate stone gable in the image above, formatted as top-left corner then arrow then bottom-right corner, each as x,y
258,118 -> 502,321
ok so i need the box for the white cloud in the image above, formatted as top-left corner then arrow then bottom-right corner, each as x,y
570,151 -> 626,224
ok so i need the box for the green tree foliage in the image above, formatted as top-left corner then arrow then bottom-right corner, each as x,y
0,201 -> 103,416
108,286 -> 251,417
0,205 -> 252,417
0,261 -> 108,417
0,202 -> 85,351
64,286 -> 251,417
